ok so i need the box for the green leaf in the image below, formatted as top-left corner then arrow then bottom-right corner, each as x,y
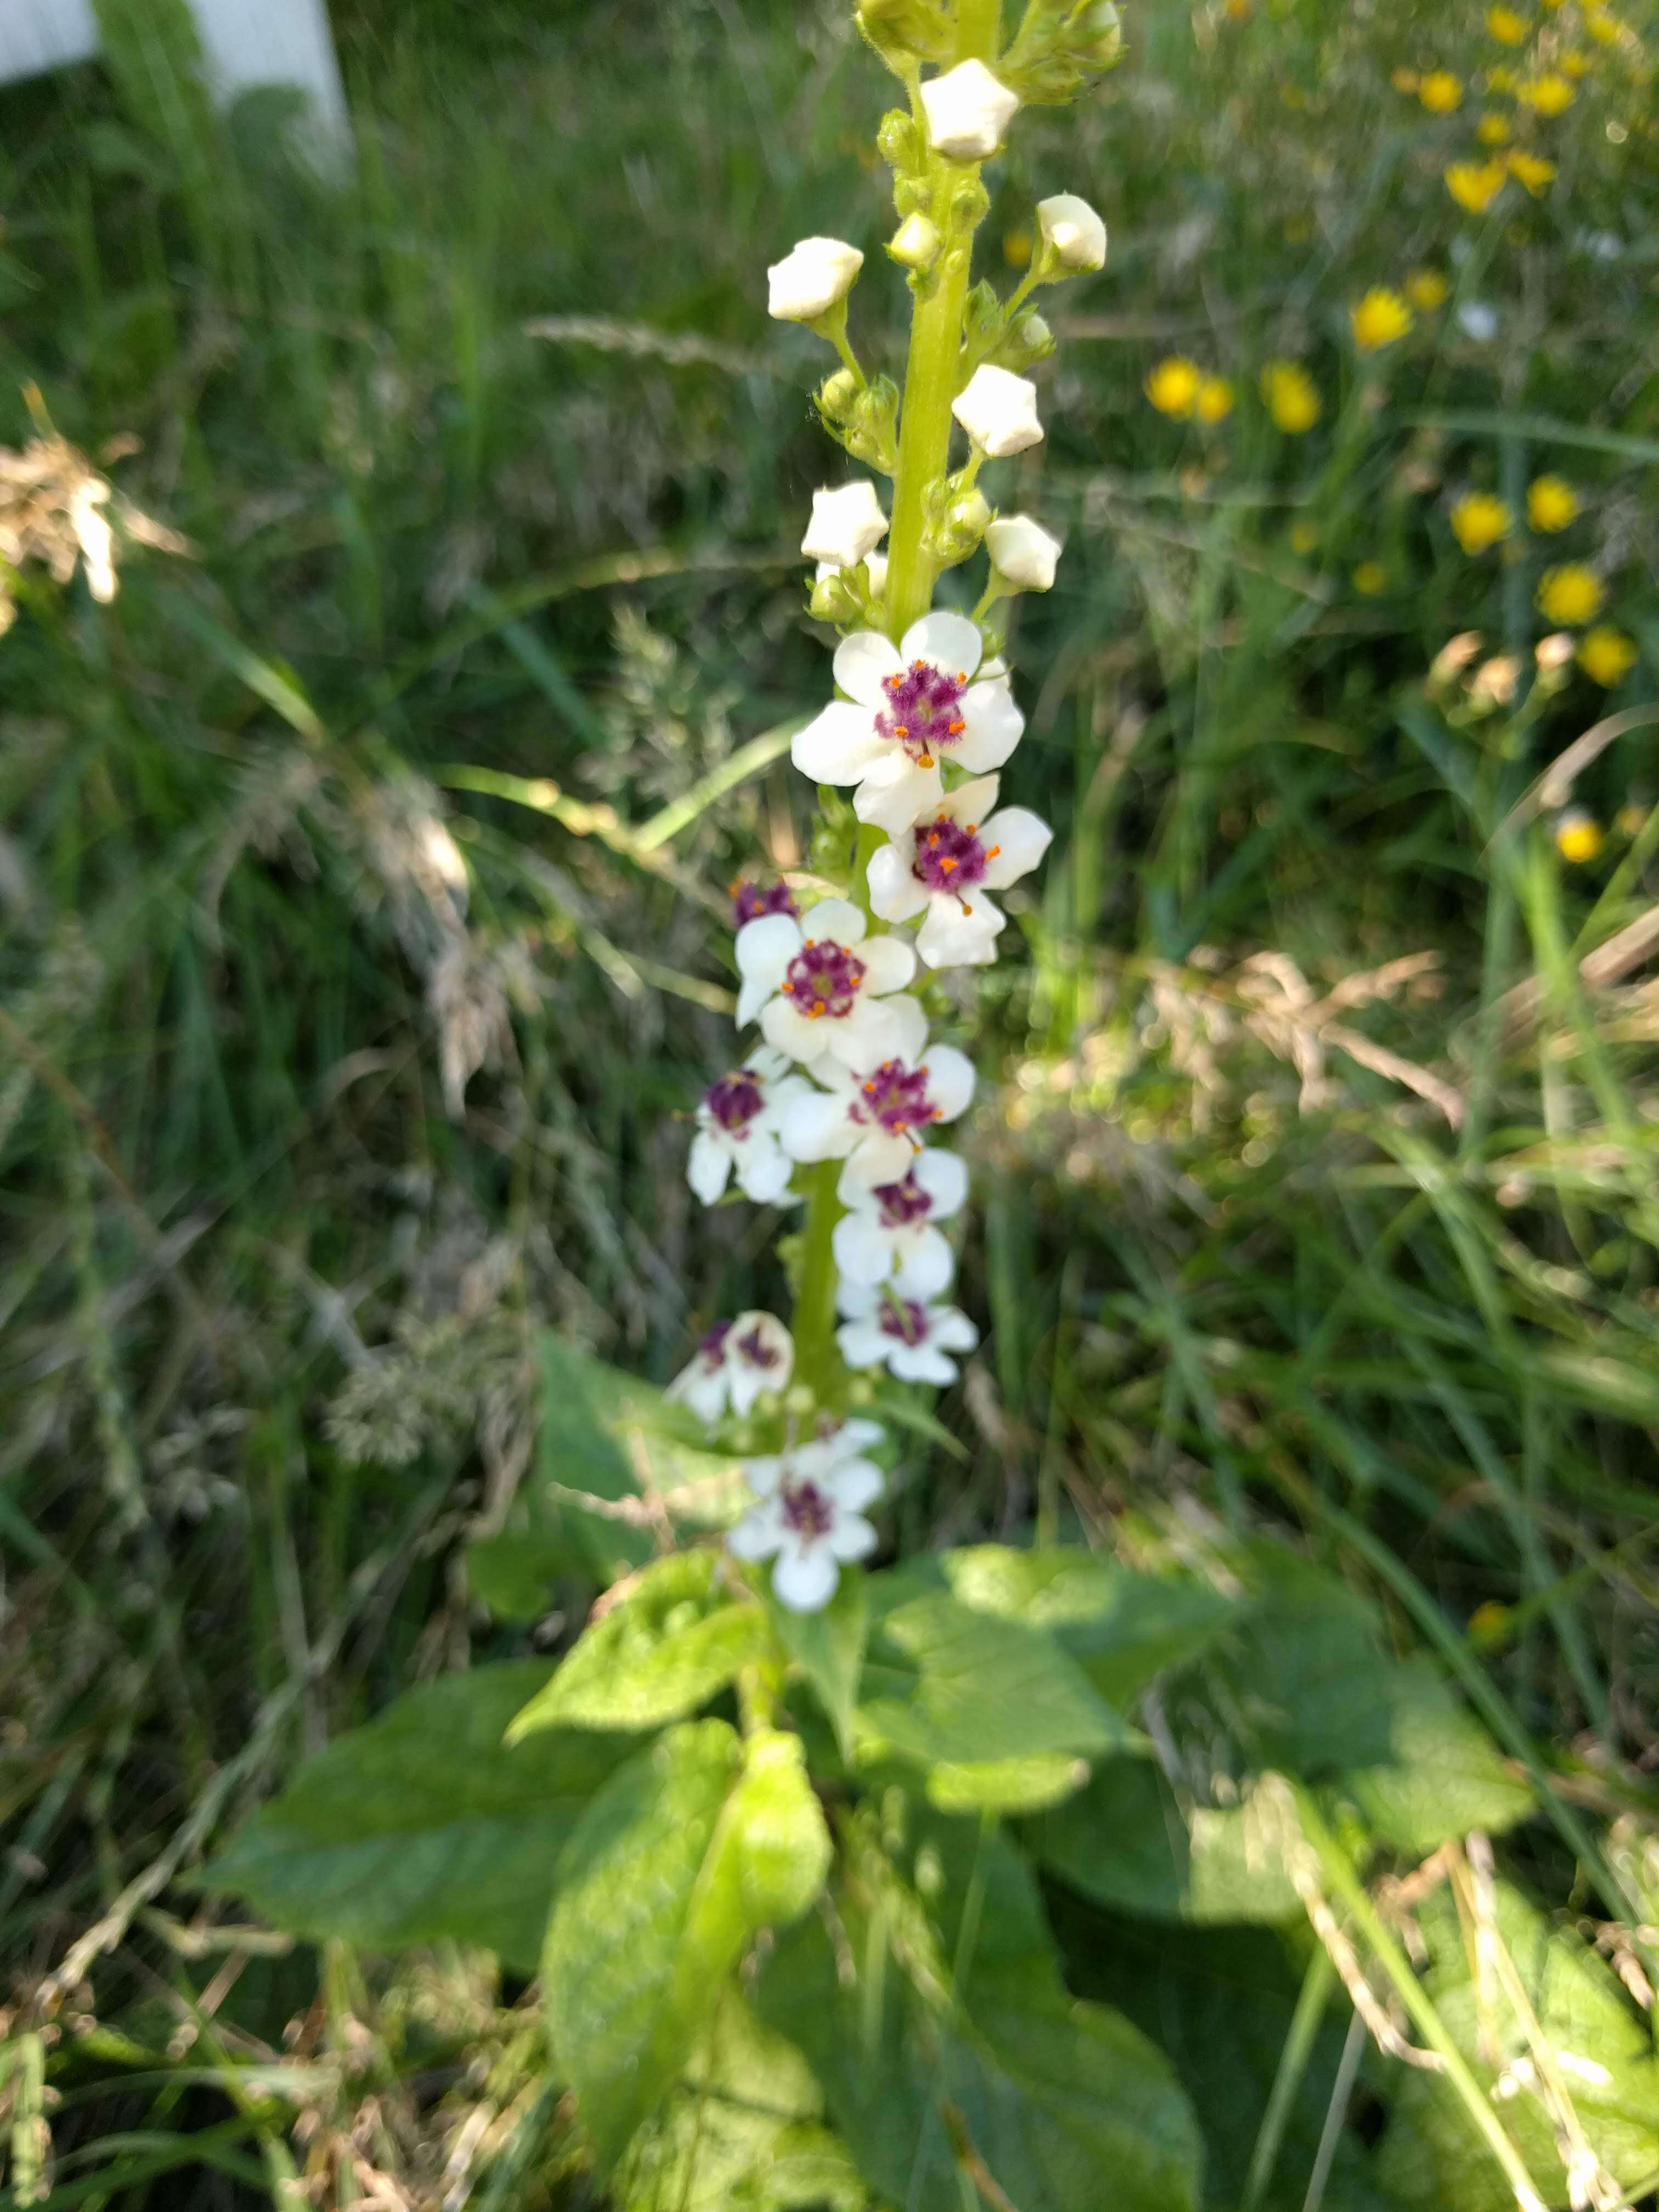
1330,1659 -> 1533,1855
856,1590 -> 1136,1772
1376,1876 -> 1659,2211
464,1528 -> 582,1622
755,1803 -> 1202,2212
1026,1757 -> 1301,1924
544,1720 -> 832,2174
203,1663 -> 631,1972
927,1753 -> 1090,1816
507,1550 -> 776,1739
938,1545 -> 1238,1706
1212,1548 -> 1400,1774
772,1569 -> 867,1760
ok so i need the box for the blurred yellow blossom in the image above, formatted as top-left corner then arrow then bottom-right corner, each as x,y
1351,287 -> 1413,350
1446,159 -> 1508,211
1391,66 -> 1420,92
1526,475 -> 1578,531
1147,357 -> 1203,416
1451,492 -> 1513,553
1585,10 -> 1622,42
1419,70 -> 1463,111
1486,65 -> 1518,89
1261,359 -> 1322,432
1553,808 -> 1604,862
1559,48 -> 1589,75
1002,228 -> 1033,267
1468,1600 -> 1514,1649
1406,268 -> 1449,308
1508,149 -> 1558,192
1617,802 -> 1649,837
1537,563 -> 1604,623
1519,72 -> 1575,110
1290,520 -> 1319,554
1486,5 -> 1528,41
1477,111 -> 1513,142
1578,625 -> 1637,684
1353,562 -> 1387,595
1195,375 -> 1235,423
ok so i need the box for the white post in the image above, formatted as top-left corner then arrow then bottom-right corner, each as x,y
0,0 -> 100,77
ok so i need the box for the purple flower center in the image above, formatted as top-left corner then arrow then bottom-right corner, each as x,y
732,879 -> 800,928
911,812 -> 996,898
872,1170 -> 934,1228
736,1324 -> 780,1370
780,1477 -> 835,1541
876,659 -> 970,765
697,1321 -> 732,1369
781,938 -> 866,1020
705,1070 -> 764,1134
878,1299 -> 929,1347
853,1059 -> 939,1139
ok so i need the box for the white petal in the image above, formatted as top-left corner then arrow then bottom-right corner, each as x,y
746,1043 -> 793,1081
743,1453 -> 785,1496
828,1511 -> 879,1562
793,701 -> 887,786
734,1135 -> 797,1204
857,934 -> 917,996
834,1276 -> 881,1319
952,678 -> 1024,772
821,994 -> 904,1069
834,629 -> 905,708
978,806 -> 1053,889
920,1043 -> 975,1122
901,610 -> 984,680
727,1501 -> 785,1559
893,1343 -> 961,1385
893,1224 -> 955,1299
772,1541 -> 841,1612
780,1085 -> 859,1161
736,912 -> 802,987
833,1418 -> 887,1454
836,1319 -> 891,1369
943,774 -> 1000,826
931,1307 -> 979,1352
802,896 -> 866,947
848,1128 -> 916,1185
761,997 -> 839,1066
917,890 -> 1005,969
687,1131 -> 732,1205
853,756 -> 944,837
913,1148 -> 969,1218
825,1457 -> 885,1513
867,842 -> 931,924
833,1214 -> 899,1284
668,1364 -> 731,1423
882,994 -> 930,1064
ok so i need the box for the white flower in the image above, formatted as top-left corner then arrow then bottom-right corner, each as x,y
888,213 -> 941,270
736,898 -> 918,1071
832,1147 -> 967,1298
816,551 -> 888,600
767,236 -> 865,322
951,365 -> 1044,458
668,1311 -> 795,1423
1457,301 -> 1499,343
779,1024 -> 976,1187
791,609 -> 1023,837
687,1045 -> 815,1205
1036,193 -> 1108,273
984,515 -> 1062,592
865,773 -> 1052,969
727,1418 -> 885,1611
836,1281 -> 978,1386
801,482 -> 889,569
920,59 -> 1020,161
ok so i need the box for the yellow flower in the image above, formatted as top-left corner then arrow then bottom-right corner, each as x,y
1508,149 -> 1558,192
1526,474 -> 1578,531
1290,520 -> 1319,554
1351,287 -> 1413,351
1146,356 -> 1203,417
1003,228 -> 1034,268
1518,71 -> 1575,111
1486,65 -> 1517,89
1446,159 -> 1509,212
1536,563 -> 1604,624
1477,110 -> 1513,143
1586,9 -> 1622,42
1260,359 -> 1322,433
1553,808 -> 1604,862
1419,69 -> 1464,111
1406,268 -> 1450,308
1559,49 -> 1590,76
1353,561 -> 1388,595
1195,375 -> 1235,424
1578,624 -> 1637,684
1468,1600 -> 1514,1650
1486,5 -> 1528,41
1451,492 -> 1513,553
1391,65 -> 1420,92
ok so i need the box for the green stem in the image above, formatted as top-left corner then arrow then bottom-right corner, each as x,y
793,1159 -> 848,1403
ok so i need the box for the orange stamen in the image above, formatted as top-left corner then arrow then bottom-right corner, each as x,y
939,857 -> 957,873
986,844 -> 1001,859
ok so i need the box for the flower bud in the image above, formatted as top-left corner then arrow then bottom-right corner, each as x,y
810,569 -> 863,623
888,212 -> 941,270
1074,0 -> 1123,66
986,514 -> 1062,590
992,309 -> 1056,373
920,59 -> 1020,160
767,236 -> 865,323
800,480 -> 889,568
877,108 -> 926,178
927,484 -> 992,565
951,363 -> 1045,456
1036,192 -> 1107,272
817,368 -> 861,422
